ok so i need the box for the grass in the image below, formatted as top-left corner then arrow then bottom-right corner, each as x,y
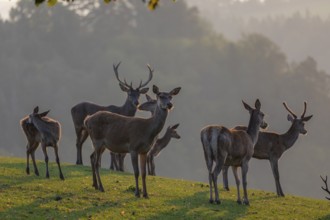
0,156 -> 329,220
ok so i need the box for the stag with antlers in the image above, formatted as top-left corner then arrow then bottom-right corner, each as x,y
222,102 -> 313,197
71,62 -> 153,165
201,99 -> 267,205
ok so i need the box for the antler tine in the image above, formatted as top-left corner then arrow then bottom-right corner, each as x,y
320,175 -> 330,200
137,64 -> 154,89
113,62 -> 130,88
301,101 -> 307,118
283,102 -> 297,119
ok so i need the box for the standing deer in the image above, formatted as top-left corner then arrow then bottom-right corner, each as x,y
84,85 -> 181,198
20,106 -> 64,180
222,102 -> 313,197
71,62 -> 152,165
147,124 -> 180,176
201,99 -> 267,205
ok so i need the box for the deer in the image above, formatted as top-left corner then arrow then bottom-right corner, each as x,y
222,102 -> 313,197
71,62 -> 152,165
147,124 -> 180,176
84,85 -> 181,198
201,99 -> 267,205
20,106 -> 64,180
320,175 -> 330,200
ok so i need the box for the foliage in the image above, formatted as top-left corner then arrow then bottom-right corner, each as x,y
0,157 -> 329,219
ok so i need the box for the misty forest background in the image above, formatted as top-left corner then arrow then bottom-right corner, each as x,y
1,0 -> 330,199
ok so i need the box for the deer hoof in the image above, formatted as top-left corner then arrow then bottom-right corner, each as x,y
143,194 -> 149,199
26,167 -> 30,175
243,200 -> 250,206
60,174 -> 65,180
215,199 -> 221,205
46,174 -> 50,179
209,199 -> 214,204
35,170 -> 39,176
237,200 -> 242,205
224,187 -> 230,191
135,192 -> 141,198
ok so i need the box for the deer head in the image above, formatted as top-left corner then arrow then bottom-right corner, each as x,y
28,106 -> 50,124
152,85 -> 181,111
283,102 -> 313,135
167,124 -> 181,139
113,62 -> 153,107
242,99 -> 268,129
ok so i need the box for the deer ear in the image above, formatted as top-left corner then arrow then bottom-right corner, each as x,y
171,123 -> 180,129
242,100 -> 253,112
287,114 -> 294,122
33,106 -> 39,114
153,85 -> 160,95
39,110 -> 50,118
139,87 -> 149,94
170,87 -> 181,96
119,83 -> 129,92
255,99 -> 261,110
302,115 -> 313,122
145,94 -> 152,101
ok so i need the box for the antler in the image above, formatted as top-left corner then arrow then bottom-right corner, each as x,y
137,64 -> 153,89
321,175 -> 330,200
113,62 -> 131,88
301,101 -> 307,118
283,102 -> 297,119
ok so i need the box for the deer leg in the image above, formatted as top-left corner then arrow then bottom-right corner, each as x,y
130,151 -> 140,197
54,144 -> 64,180
241,162 -> 250,205
41,143 -> 49,179
212,158 -> 225,205
150,155 -> 156,176
76,129 -> 88,165
109,152 -> 118,170
140,153 -> 148,198
31,142 -> 39,176
222,165 -> 230,191
203,149 -> 214,203
26,143 -> 31,175
270,158 -> 285,197
95,148 -> 104,192
232,166 -> 242,204
90,151 -> 98,189
147,155 -> 151,175
118,153 -> 126,172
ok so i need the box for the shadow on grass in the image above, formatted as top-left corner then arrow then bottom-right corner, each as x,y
145,191 -> 248,220
318,214 -> 330,220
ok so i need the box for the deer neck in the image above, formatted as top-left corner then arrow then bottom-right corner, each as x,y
148,106 -> 168,138
156,130 -> 172,151
246,113 -> 260,145
281,124 -> 300,150
108,97 -> 137,116
31,117 -> 49,134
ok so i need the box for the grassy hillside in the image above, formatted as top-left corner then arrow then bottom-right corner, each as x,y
0,156 -> 329,219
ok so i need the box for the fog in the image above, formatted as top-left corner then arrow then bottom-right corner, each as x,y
0,0 -> 329,200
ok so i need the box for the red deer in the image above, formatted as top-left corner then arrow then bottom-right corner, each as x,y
222,102 -> 312,197
147,124 -> 180,176
84,85 -> 181,197
20,106 -> 64,180
71,62 -> 152,165
201,99 -> 267,205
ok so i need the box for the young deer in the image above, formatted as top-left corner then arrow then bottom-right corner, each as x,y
147,124 -> 180,176
20,106 -> 64,180
71,62 -> 152,165
201,99 -> 267,205
84,85 -> 181,198
222,102 -> 313,196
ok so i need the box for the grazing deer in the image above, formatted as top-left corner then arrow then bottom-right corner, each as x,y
201,99 -> 267,205
320,175 -> 330,200
71,62 -> 152,165
222,102 -> 313,197
147,124 -> 180,176
84,85 -> 181,198
20,107 -> 64,180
